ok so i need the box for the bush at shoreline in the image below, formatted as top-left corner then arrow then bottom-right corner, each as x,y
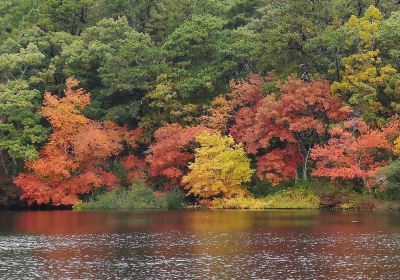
74,183 -> 186,211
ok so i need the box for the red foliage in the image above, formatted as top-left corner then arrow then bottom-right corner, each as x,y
14,78 -> 135,205
146,123 -> 210,188
311,118 -> 400,188
121,154 -> 147,183
201,74 -> 269,132
231,77 -> 350,185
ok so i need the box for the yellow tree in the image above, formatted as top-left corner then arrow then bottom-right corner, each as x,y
332,6 -> 400,126
182,132 -> 254,199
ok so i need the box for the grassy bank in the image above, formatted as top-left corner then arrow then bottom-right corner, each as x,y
211,187 -> 320,209
210,181 -> 400,211
74,180 -> 400,211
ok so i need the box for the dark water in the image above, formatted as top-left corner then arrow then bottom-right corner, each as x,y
1,210 -> 400,279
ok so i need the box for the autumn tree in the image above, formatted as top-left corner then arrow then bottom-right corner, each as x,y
201,74 -> 270,133
182,132 -> 254,199
14,78 -> 131,205
311,118 -> 400,188
146,124 -> 210,188
331,6 -> 400,126
140,74 -> 201,140
120,128 -> 147,184
231,77 -> 350,185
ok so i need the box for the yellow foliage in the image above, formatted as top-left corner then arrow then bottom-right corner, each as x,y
345,5 -> 382,49
140,74 -> 201,140
394,137 -> 400,156
211,196 -> 267,209
182,132 -> 254,198
332,49 -> 399,125
211,188 -> 320,209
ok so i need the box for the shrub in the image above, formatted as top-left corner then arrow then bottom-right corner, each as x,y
375,161 -> 400,201
74,181 -> 167,210
376,201 -> 400,211
212,196 -> 268,209
165,188 -> 186,209
262,187 -> 320,209
339,193 -> 378,210
211,186 -> 320,209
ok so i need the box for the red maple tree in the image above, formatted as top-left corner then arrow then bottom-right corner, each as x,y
311,118 -> 400,188
201,74 -> 269,132
146,123 -> 210,188
231,77 -> 350,185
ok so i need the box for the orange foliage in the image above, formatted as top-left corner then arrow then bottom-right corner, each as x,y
201,74 -> 266,132
14,78 -> 135,205
311,118 -> 400,188
146,123 -> 210,188
231,77 -> 350,185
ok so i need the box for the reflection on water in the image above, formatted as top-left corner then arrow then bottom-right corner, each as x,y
1,210 -> 400,279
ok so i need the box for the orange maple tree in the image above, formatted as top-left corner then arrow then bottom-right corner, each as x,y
146,123 -> 210,188
311,118 -> 400,188
231,77 -> 350,185
14,78 -> 133,205
201,74 -> 268,132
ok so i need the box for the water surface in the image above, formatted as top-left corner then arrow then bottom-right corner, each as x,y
1,210 -> 400,279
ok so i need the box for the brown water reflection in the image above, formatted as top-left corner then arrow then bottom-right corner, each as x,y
0,210 -> 400,279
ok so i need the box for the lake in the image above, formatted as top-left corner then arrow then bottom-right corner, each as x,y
0,210 -> 400,279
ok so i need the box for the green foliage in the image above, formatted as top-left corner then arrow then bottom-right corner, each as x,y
50,17 -> 158,122
0,80 -> 48,161
376,200 -> 400,211
252,0 -> 335,76
0,43 -> 45,81
162,14 -> 255,101
0,0 -> 38,40
380,12 -> 400,65
75,182 -> 187,210
75,182 -> 167,210
24,0 -> 95,35
375,161 -> 400,201
164,188 -> 186,209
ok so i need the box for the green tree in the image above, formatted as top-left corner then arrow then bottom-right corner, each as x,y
0,0 -> 38,41
162,14 -> 255,103
379,11 -> 400,67
24,0 -> 95,35
48,17 -> 158,123
251,0 -> 335,77
0,81 -> 48,178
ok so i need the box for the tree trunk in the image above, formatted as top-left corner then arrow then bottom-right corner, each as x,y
0,151 -> 11,184
303,148 -> 311,181
335,48 -> 341,82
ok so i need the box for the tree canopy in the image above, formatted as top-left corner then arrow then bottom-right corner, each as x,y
1,2 -> 400,206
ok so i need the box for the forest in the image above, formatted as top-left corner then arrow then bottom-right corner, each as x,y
1,0 -> 400,210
